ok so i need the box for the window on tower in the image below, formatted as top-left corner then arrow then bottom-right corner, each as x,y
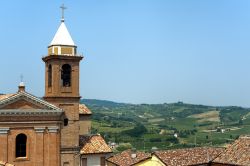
16,133 -> 27,158
64,118 -> 69,126
48,64 -> 52,87
61,64 -> 71,87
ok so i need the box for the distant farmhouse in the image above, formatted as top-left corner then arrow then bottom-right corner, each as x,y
0,6 -> 111,166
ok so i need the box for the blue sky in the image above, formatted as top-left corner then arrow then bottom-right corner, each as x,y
0,0 -> 250,106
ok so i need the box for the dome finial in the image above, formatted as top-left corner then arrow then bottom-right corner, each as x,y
60,4 -> 67,22
18,74 -> 25,92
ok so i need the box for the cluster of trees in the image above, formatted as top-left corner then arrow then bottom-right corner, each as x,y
176,129 -> 197,138
116,143 -> 133,151
149,136 -> 178,144
122,123 -> 147,137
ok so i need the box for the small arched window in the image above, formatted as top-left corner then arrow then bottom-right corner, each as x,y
61,64 -> 71,87
16,133 -> 27,158
48,64 -> 52,87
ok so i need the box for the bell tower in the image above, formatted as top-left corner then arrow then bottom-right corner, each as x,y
42,5 -> 83,166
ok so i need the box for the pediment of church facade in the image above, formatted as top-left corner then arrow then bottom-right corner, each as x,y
0,91 -> 62,113
1,99 -> 44,109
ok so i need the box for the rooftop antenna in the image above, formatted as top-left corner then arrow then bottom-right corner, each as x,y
60,4 -> 67,22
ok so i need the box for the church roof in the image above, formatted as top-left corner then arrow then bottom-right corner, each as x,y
79,104 -> 92,115
0,94 -> 14,100
50,21 -> 75,46
213,136 -> 250,165
0,91 -> 63,115
79,134 -> 112,154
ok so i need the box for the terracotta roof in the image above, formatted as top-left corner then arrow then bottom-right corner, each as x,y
79,134 -> 112,154
79,104 -> 92,115
154,147 -> 224,166
106,149 -> 151,166
0,94 -> 14,101
0,161 -> 14,166
213,136 -> 250,166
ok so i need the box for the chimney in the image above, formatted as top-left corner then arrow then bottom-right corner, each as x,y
131,148 -> 137,159
18,82 -> 25,92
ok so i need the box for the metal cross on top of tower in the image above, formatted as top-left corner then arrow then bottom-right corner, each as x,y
60,4 -> 67,22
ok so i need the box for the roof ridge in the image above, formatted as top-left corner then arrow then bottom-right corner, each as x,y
19,91 -> 61,110
0,91 -> 62,111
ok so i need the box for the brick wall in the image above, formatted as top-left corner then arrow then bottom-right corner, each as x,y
0,126 -> 60,166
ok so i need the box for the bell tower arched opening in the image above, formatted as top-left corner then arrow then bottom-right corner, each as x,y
48,64 -> 52,87
61,64 -> 71,87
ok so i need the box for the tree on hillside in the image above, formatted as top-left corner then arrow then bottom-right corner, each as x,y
122,123 -> 147,137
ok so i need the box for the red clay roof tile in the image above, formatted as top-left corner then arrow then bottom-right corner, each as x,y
213,136 -> 250,166
106,149 -> 151,166
79,104 -> 92,115
154,147 -> 223,166
80,134 -> 112,154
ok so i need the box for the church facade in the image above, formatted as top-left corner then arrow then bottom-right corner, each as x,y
0,12 -> 111,166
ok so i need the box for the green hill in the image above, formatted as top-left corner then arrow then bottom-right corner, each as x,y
81,99 -> 127,108
81,99 -> 250,151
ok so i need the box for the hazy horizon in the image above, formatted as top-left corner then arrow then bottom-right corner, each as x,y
1,0 -> 250,107
79,98 -> 250,108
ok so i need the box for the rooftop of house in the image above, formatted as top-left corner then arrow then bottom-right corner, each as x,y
154,147 -> 224,166
79,104 -> 92,115
213,135 -> 250,166
106,149 -> 151,166
79,134 -> 112,155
